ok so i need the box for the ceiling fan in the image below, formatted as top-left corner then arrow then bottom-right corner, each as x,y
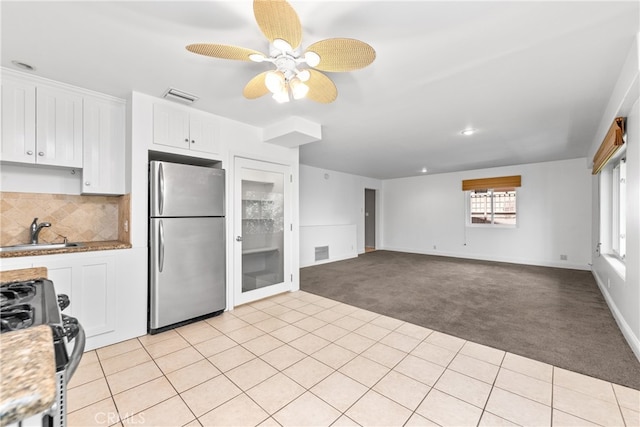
186,0 -> 376,103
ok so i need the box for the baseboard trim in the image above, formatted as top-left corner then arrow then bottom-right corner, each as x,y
379,246 -> 591,271
591,268 -> 640,363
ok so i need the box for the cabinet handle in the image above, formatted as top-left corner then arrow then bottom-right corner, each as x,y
38,152 -> 44,156
184,138 -> 189,142
191,140 -> 195,144
85,182 -> 90,186
26,150 -> 33,155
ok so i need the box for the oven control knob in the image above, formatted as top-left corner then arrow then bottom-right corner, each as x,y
57,294 -> 70,311
62,314 -> 79,341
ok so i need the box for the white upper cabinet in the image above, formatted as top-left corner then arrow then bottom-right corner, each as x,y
82,98 -> 125,195
153,103 -> 189,149
153,103 -> 220,154
1,69 -> 127,192
36,86 -> 83,167
1,74 -> 83,168
1,77 -> 36,163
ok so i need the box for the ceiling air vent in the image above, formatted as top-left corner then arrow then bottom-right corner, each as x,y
162,88 -> 199,104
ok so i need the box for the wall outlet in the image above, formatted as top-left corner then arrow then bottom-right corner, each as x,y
433,245 -> 437,250
560,254 -> 568,260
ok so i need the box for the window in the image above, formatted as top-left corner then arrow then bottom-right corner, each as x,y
611,157 -> 626,259
468,188 -> 517,226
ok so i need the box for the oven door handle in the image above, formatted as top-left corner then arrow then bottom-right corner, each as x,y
66,324 -> 86,380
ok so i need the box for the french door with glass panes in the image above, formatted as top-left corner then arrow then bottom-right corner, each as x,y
234,157 -> 292,305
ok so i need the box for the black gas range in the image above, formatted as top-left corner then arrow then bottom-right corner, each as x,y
0,278 -> 85,427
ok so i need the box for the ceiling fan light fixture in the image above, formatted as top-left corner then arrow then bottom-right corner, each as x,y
273,90 -> 290,103
304,51 -> 320,67
265,70 -> 285,93
186,0 -> 375,104
290,78 -> 309,100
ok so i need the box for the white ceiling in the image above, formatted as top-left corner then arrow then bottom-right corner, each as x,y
2,1 -> 638,179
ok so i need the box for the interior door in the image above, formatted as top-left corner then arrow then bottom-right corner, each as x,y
365,188 -> 376,250
234,157 -> 292,305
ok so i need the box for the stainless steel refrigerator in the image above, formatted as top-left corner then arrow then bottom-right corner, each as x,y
149,160 -> 226,334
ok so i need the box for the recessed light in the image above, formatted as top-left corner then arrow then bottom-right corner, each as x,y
11,60 -> 35,71
460,128 -> 476,136
421,167 -> 428,173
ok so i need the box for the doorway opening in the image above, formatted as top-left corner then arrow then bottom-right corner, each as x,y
365,188 -> 376,252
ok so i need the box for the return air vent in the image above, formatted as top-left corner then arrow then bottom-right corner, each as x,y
163,87 -> 199,104
315,246 -> 329,262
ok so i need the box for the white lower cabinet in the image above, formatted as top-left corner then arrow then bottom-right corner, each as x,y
44,255 -> 116,338
0,248 -> 147,350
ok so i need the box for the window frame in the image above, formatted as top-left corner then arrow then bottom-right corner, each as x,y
466,188 -> 518,228
611,156 -> 626,260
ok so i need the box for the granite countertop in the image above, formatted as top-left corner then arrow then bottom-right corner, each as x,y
0,325 -> 56,426
0,240 -> 131,258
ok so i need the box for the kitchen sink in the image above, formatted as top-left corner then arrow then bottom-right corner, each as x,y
0,242 -> 84,253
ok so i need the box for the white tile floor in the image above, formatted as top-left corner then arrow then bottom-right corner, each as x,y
68,291 -> 640,427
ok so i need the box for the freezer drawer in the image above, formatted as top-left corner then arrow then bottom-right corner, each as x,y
149,217 -> 226,330
150,161 -> 225,217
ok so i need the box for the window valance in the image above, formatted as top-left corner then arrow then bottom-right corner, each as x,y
462,175 -> 521,191
592,117 -> 625,175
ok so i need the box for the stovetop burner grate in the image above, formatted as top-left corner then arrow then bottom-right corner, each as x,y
0,281 -> 37,308
0,303 -> 35,332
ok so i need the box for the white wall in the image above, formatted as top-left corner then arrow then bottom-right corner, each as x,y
299,165 -> 382,267
382,158 -> 592,269
589,33 -> 640,360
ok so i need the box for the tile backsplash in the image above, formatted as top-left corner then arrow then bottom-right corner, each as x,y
0,192 -> 130,246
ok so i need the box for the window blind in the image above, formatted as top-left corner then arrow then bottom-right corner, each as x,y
462,175 -> 521,191
592,117 -> 625,175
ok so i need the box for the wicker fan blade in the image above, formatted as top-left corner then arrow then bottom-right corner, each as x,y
186,43 -> 264,61
306,70 -> 337,103
243,72 -> 271,99
253,0 -> 302,49
305,38 -> 376,72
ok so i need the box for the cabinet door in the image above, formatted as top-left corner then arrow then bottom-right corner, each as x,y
45,261 -> 75,316
40,255 -> 116,339
189,111 -> 220,154
36,86 -> 83,167
82,98 -> 125,195
75,255 -> 116,337
153,103 -> 189,149
1,78 -> 36,163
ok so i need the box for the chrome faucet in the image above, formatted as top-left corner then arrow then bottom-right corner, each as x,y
30,218 -> 51,244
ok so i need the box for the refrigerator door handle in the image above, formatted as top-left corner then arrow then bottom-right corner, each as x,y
159,220 -> 165,272
158,162 -> 165,215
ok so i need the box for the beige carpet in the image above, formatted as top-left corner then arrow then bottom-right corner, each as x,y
300,250 -> 640,389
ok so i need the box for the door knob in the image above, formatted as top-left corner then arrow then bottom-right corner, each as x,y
236,236 -> 243,242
